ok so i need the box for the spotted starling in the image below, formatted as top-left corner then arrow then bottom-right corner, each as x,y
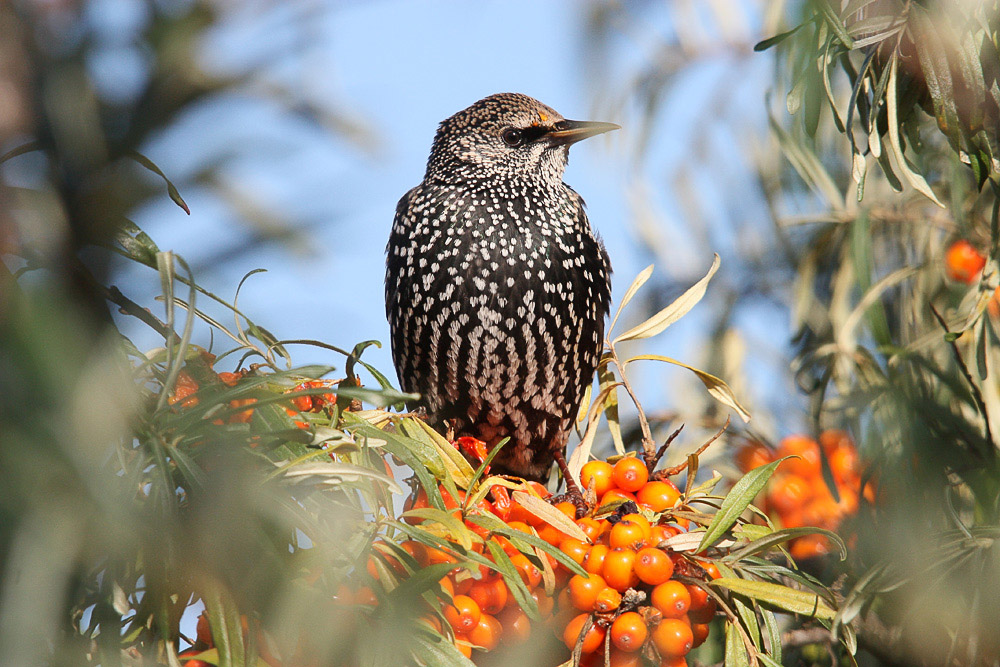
385,93 -> 616,482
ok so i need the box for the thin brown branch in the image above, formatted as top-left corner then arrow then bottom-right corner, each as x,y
655,416 -> 731,478
606,338 -> 657,463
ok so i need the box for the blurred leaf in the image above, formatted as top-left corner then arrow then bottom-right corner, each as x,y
722,526 -> 846,563
614,254 -> 720,343
754,21 -> 811,52
127,150 -> 190,215
713,577 -> 836,619
610,264 -> 653,332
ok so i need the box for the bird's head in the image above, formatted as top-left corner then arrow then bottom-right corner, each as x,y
425,93 -> 619,187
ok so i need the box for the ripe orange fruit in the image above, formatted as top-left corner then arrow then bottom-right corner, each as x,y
559,538 -> 590,566
688,597 -> 717,624
777,435 -> 821,478
637,480 -> 681,511
634,547 -> 674,585
769,474 -> 813,514
649,524 -> 680,546
508,553 -> 542,589
602,547 -> 639,592
612,457 -> 649,492
651,617 -> 693,657
568,573 -> 607,612
530,588 -> 554,617
444,594 -> 481,633
575,517 -> 604,541
594,586 -> 622,613
196,612 -> 212,646
468,577 -> 508,615
609,519 -> 649,550
601,488 -> 638,506
790,533 -> 831,560
609,649 -> 643,667
454,635 -> 473,658
945,239 -> 986,283
498,606 -> 531,643
581,460 -> 615,498
468,613 -> 502,651
563,613 -> 606,654
610,611 -> 648,652
177,651 -> 210,667
583,544 -> 610,575
701,561 -> 720,580
734,441 -> 773,472
651,581 -> 690,618
691,622 -> 710,648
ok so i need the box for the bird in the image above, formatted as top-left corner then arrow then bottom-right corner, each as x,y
385,92 -> 616,486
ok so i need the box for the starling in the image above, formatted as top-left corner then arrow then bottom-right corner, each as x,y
385,93 -> 616,482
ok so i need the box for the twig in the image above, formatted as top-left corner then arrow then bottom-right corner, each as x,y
928,303 -> 995,458
655,416 -> 731,478
652,424 -> 685,469
103,284 -> 174,341
606,338 -> 657,464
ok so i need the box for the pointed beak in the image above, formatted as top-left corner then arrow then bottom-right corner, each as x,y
546,120 -> 620,147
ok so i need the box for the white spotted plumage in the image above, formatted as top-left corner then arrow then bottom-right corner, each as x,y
385,93 -> 613,480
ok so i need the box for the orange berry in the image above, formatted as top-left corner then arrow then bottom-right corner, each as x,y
601,488 -> 638,506
498,606 -> 531,644
688,597 -> 717,624
945,239 -> 986,283
735,440 -> 774,472
634,547 -> 674,585
454,634 -> 473,658
602,547 -> 639,592
651,618 -> 693,657
651,581 -> 690,618
777,435 -> 821,478
196,612 -> 212,646
650,524 -> 681,546
637,480 -> 682,512
584,544 -> 610,575
177,651 -> 210,667
691,622 -> 710,648
575,517 -> 604,541
468,613 -> 502,651
594,586 -> 622,613
563,613 -> 606,654
568,573 -> 607,611
660,656 -> 689,667
829,446 -> 859,483
426,546 -> 457,566
581,460 -> 615,498
530,588 -> 555,617
444,594 -> 481,633
769,474 -> 814,515
701,561 -> 721,580
538,522 -> 570,546
609,519 -> 649,550
553,501 -> 577,518
610,611 -> 648,652
686,584 -> 710,613
468,577 -> 508,615
609,649 -> 643,667
559,538 -> 591,566
613,457 -> 649,492
790,533 -> 832,560
509,553 -> 542,589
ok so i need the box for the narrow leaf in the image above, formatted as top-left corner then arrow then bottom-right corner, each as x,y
698,458 -> 789,551
626,354 -> 751,422
713,577 -> 836,619
610,264 -> 653,333
511,491 -> 590,542
127,150 -> 191,214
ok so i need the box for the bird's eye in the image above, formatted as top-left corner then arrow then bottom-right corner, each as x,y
501,128 -> 525,147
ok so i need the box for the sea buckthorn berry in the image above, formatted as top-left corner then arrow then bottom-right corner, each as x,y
601,488 -> 638,506
569,573 -> 607,612
945,239 -> 986,283
584,544 -> 610,575
735,441 -> 773,472
609,649 -> 643,667
650,524 -> 681,546
468,613 -> 502,651
828,446 -> 859,482
609,519 -> 649,550
777,435 -> 821,478
581,460 -> 615,498
637,480 -> 682,512
530,588 -> 554,617
660,656 -> 689,667
554,501 -> 577,519
196,612 -> 212,646
651,617 -> 693,657
691,622 -> 710,648
651,581 -> 690,618
468,577 -> 508,615
769,474 -> 813,514
454,635 -> 472,658
610,611 -> 648,652
594,586 -> 622,613
509,553 -> 542,589
621,513 -> 652,534
499,606 -> 531,644
612,457 -> 649,492
426,546 -> 457,565
576,517 -> 604,541
438,576 -> 455,599
688,597 -> 717,624
538,522 -> 570,546
686,584 -> 710,613
562,613 -> 606,654
559,538 -> 590,566
701,561 -> 720,580
790,533 -> 832,560
602,547 -> 639,592
444,595 -> 481,633
634,547 -> 674,585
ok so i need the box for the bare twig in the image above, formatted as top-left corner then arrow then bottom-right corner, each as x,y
606,339 -> 657,463
655,416 -> 731,478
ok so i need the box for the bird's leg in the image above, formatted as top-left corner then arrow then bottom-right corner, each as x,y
550,449 -> 589,519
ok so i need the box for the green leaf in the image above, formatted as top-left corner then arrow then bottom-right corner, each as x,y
610,264 -> 653,333
626,354 -> 751,423
204,585 -> 247,667
713,577 -> 836,620
761,608 -> 782,663
725,620 -> 750,667
484,541 -> 541,619
754,21 -> 810,52
723,526 -> 846,563
613,254 -> 720,343
698,458 -> 789,551
467,513 -> 587,577
818,0 -> 854,49
127,150 -> 191,214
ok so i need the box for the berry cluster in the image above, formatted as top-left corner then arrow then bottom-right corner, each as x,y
736,430 -> 869,559
377,454 -> 719,667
